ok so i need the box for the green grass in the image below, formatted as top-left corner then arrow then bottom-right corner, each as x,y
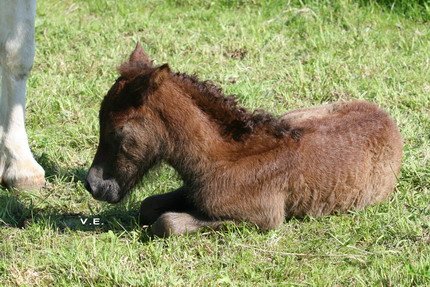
1,0 -> 429,285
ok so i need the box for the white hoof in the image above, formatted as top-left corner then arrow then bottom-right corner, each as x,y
1,158 -> 45,190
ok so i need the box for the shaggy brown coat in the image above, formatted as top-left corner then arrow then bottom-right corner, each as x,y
85,44 -> 403,236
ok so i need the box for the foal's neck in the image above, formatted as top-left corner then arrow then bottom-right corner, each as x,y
156,83 -> 282,184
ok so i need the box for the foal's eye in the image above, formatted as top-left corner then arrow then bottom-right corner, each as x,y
107,131 -> 119,141
106,130 -> 123,147
111,127 -> 125,139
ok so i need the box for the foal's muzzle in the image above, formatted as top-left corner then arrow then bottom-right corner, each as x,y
85,167 -> 122,203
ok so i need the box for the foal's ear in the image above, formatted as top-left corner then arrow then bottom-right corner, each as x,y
150,64 -> 171,87
129,42 -> 153,67
124,64 -> 170,107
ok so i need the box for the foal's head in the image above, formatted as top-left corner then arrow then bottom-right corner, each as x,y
85,44 -> 171,203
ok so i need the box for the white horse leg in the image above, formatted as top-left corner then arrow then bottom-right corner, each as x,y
0,0 -> 45,189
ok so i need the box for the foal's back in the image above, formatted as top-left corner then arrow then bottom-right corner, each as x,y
281,101 -> 403,217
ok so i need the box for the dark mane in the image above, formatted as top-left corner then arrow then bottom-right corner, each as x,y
172,72 -> 289,141
118,60 -> 289,141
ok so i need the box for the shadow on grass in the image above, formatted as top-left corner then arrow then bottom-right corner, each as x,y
0,192 -> 152,241
1,152 -> 152,242
36,152 -> 87,184
358,0 -> 429,20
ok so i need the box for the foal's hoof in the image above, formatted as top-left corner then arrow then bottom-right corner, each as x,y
1,159 -> 45,190
151,212 -> 199,237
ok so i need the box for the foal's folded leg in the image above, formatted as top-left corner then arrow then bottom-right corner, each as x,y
139,187 -> 193,225
139,187 -> 229,236
151,212 -> 226,237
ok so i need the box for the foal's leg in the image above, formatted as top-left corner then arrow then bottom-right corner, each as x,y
139,187 -> 229,236
0,0 -> 45,189
139,187 -> 193,225
151,212 -> 226,237
140,188 -> 286,236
